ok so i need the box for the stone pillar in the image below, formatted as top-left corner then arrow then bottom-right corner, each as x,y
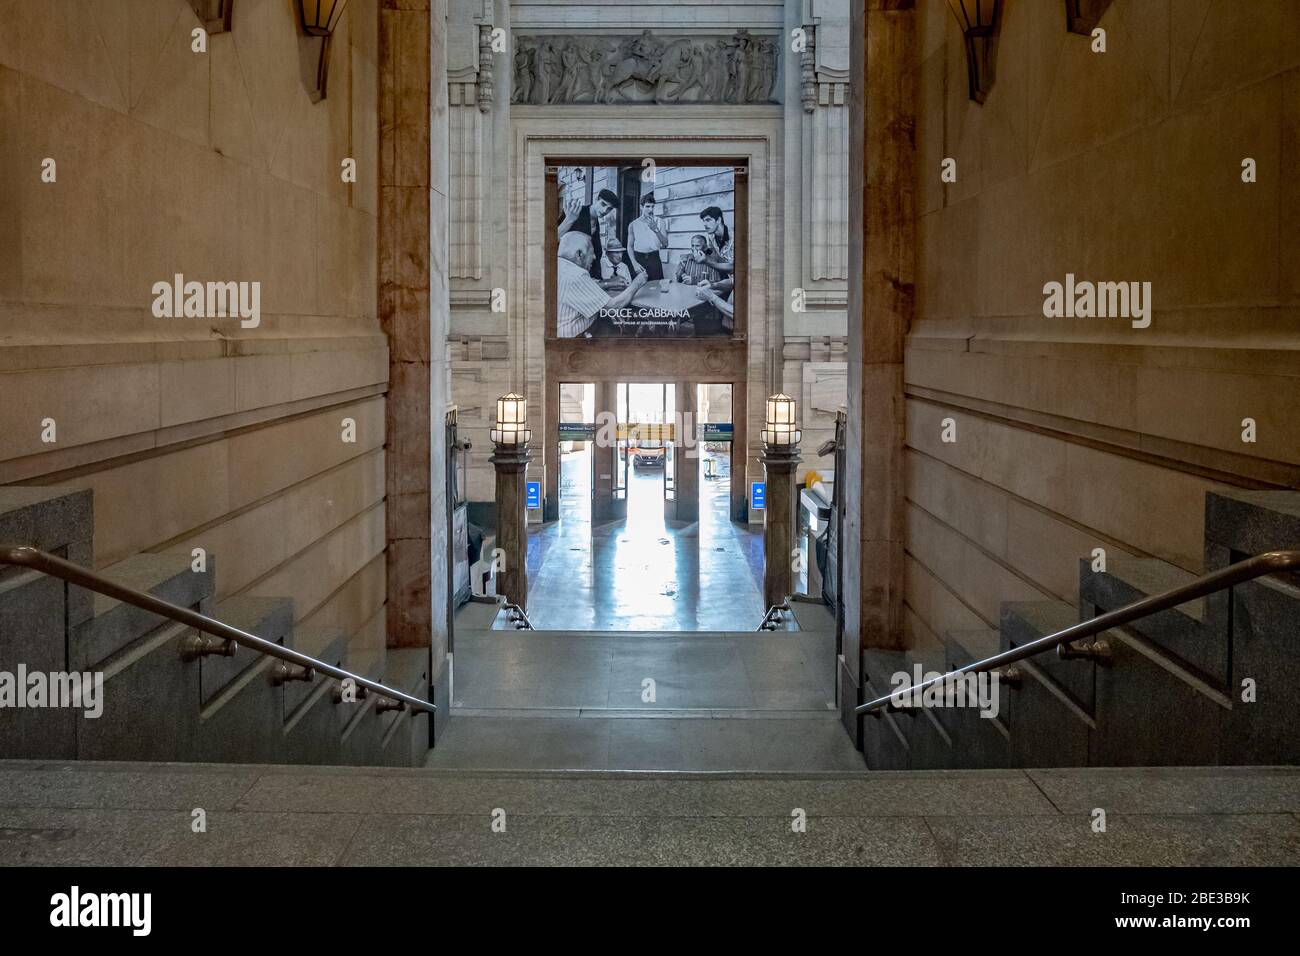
674,380 -> 699,523
492,443 -> 531,609
840,0 -> 915,741
379,0 -> 451,657
761,443 -> 801,608
593,380 -> 617,522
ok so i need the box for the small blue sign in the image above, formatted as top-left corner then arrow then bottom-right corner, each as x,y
751,481 -> 765,511
526,481 -> 541,510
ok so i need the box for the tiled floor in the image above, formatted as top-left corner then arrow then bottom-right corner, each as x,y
5,760 -> 1299,866
520,449 -> 767,631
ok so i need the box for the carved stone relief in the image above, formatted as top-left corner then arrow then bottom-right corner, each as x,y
512,30 -> 779,105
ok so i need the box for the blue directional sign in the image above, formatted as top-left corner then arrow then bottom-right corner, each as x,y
751,481 -> 766,511
526,481 -> 541,510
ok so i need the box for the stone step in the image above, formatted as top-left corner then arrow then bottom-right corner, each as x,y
1222,573 -> 1300,765
999,601 -> 1099,767
280,628 -> 349,766
860,648 -> 912,770
6,760 -> 1300,867
1078,552 -> 1225,689
199,595 -> 295,708
71,551 -> 217,671
1205,489 -> 1300,562
190,595 -> 296,764
936,629 -> 1011,769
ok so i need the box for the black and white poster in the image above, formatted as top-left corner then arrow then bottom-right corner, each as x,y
555,164 -> 736,338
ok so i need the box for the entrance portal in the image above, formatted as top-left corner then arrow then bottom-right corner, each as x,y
531,378 -> 763,630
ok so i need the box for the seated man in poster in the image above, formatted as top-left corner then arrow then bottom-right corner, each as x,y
557,188 -> 619,279
600,238 -> 634,285
557,232 -> 648,337
674,235 -> 722,286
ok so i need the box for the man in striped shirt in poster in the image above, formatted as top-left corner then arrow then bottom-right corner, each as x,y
674,234 -> 723,287
556,232 -> 649,337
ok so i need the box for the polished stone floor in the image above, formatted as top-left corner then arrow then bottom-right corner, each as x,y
425,714 -> 863,772
452,630 -> 837,711
440,625 -> 845,770
519,449 -> 766,631
5,760 -> 1298,866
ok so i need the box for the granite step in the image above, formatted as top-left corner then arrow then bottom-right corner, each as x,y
936,629 -> 1011,769
999,601 -> 1100,767
71,551 -> 217,671
1078,552 -> 1225,689
1205,489 -> 1300,562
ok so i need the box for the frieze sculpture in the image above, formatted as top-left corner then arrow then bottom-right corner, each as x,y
512,30 -> 779,105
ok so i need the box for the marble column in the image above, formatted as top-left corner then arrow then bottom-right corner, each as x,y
674,381 -> 700,523
761,443 -> 801,609
379,0 -> 451,656
492,443 -> 531,609
841,0 -> 915,739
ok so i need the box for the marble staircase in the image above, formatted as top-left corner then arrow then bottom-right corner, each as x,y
862,490 -> 1300,770
0,487 -> 432,768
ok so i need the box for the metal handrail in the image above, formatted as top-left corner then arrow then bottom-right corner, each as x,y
855,549 -> 1300,716
0,545 -> 435,716
502,602 -> 534,630
756,602 -> 790,631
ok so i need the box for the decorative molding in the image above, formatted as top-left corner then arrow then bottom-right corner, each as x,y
511,30 -> 780,105
477,24 -> 495,112
187,0 -> 233,33
1065,0 -> 1114,35
800,27 -> 817,112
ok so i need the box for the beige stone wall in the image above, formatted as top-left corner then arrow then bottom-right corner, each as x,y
0,1 -> 384,661
906,0 -> 1300,655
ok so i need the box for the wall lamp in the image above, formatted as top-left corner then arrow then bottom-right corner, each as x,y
947,0 -> 1002,104
297,0 -> 350,102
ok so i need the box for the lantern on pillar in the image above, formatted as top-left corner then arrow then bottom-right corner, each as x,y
947,0 -> 1002,104
761,393 -> 801,448
491,393 -> 532,448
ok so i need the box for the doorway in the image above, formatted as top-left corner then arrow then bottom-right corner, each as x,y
558,382 -> 595,532
696,383 -> 734,543
615,381 -> 675,525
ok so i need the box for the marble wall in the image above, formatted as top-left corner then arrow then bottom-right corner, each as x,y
905,0 -> 1300,658
0,1 -> 386,664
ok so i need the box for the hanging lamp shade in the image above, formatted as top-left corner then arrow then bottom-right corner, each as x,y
299,0 -> 349,37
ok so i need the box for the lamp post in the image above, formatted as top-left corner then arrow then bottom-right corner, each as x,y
490,393 -> 532,611
760,393 -> 802,609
